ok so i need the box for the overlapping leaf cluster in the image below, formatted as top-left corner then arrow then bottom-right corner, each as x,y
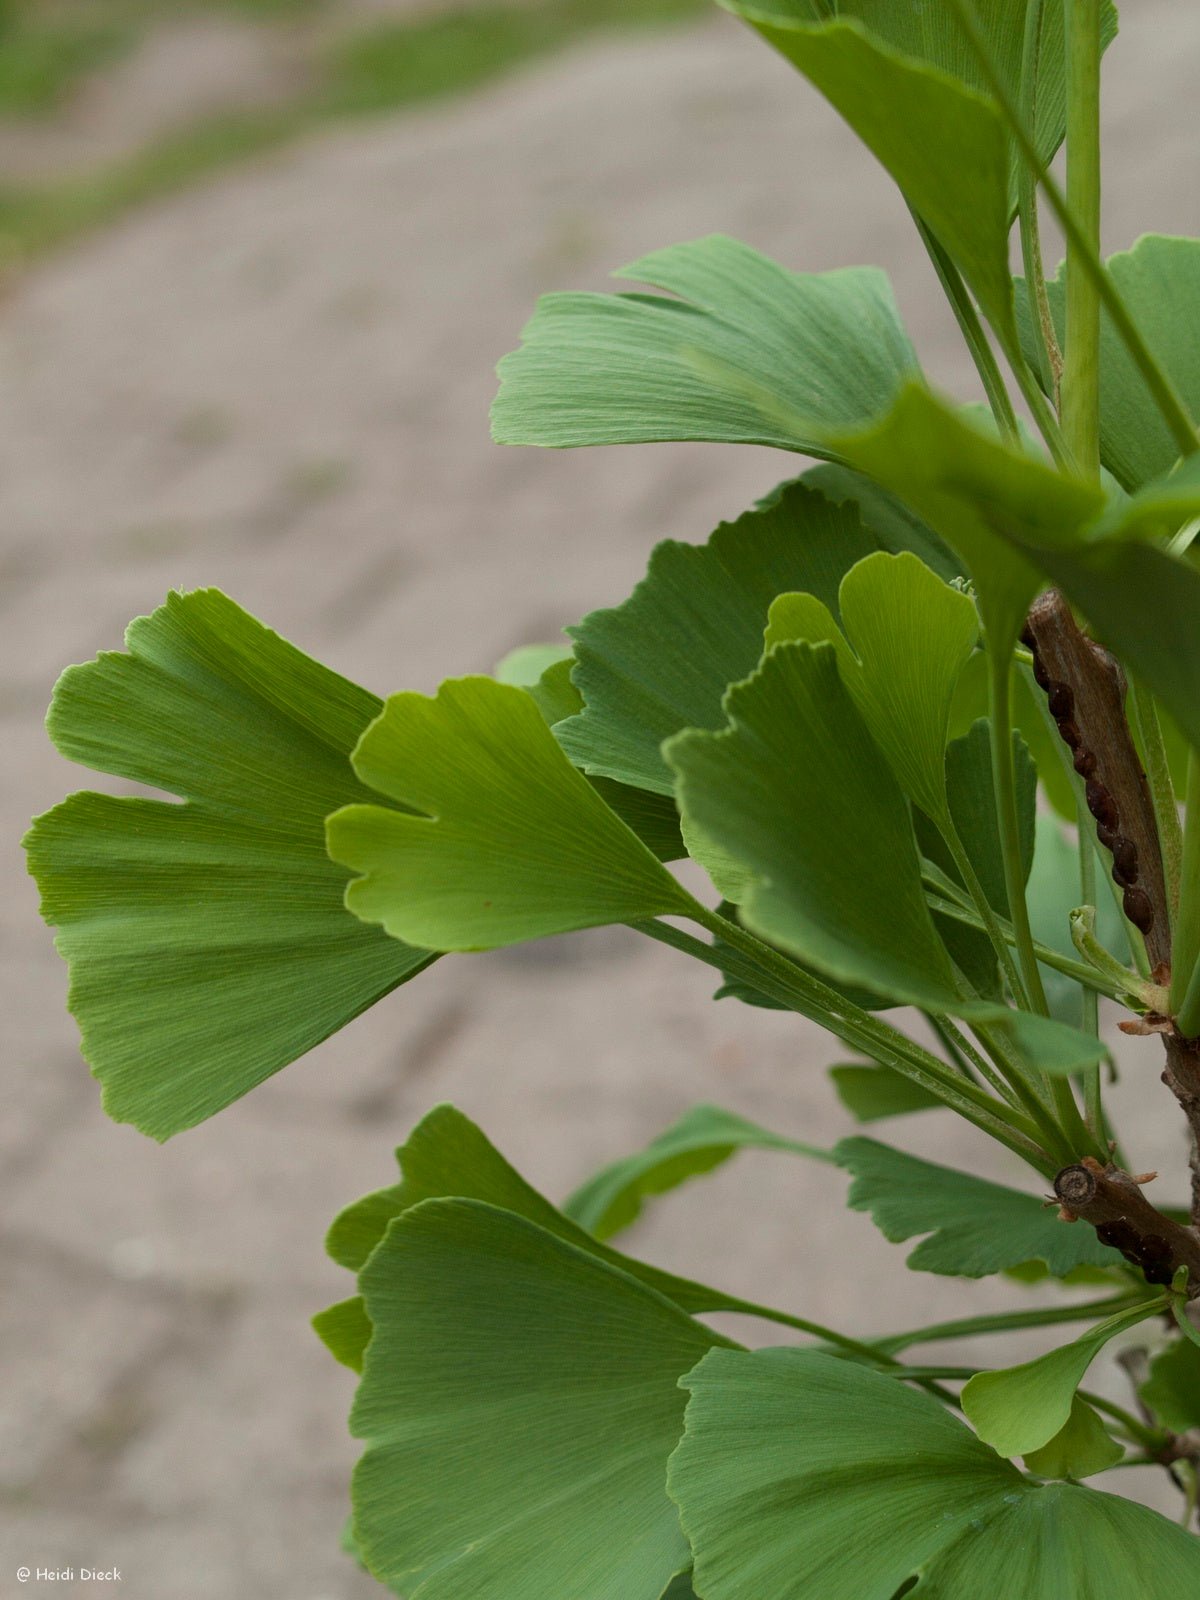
22,0 -> 1200,1594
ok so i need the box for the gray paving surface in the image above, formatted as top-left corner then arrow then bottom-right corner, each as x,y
2,5 -> 1198,1593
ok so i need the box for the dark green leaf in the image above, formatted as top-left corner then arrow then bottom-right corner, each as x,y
800,462 -> 958,583
492,236 -> 919,454
830,383 -> 1102,650
1019,236 -> 1200,490
1026,814 -> 1129,1024
829,1064 -> 943,1123
945,718 -> 1036,917
514,651 -> 685,860
351,1199 -> 727,1600
23,589 -> 431,1139
563,1103 -> 829,1240
557,480 -> 879,796
667,641 -> 960,1008
1141,1337 -> 1200,1434
319,1104 -> 807,1374
835,1136 -> 1122,1278
718,5 -> 1016,341
670,1346 -> 1200,1600
328,676 -> 692,950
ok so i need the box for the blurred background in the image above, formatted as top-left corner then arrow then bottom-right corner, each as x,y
2,1 -> 1198,1594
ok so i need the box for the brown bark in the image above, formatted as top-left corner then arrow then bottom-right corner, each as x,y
1022,591 -> 1171,970
1054,1157 -> 1200,1296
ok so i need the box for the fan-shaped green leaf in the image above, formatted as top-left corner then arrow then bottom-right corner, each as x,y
350,1198 -> 727,1600
318,1104 -> 807,1374
312,1296 -> 374,1374
505,650 -> 686,861
666,640 -> 959,1008
835,1136 -> 1121,1278
830,383 -> 1102,651
563,1104 -> 830,1241
23,589 -> 431,1140
1019,236 -> 1200,490
1141,1337 -> 1200,1434
962,1299 -> 1166,1457
718,7 -> 1015,341
1022,1395 -> 1123,1480
328,676 -> 692,951
670,1347 -> 1200,1600
558,480 -> 879,796
492,236 -> 919,454
767,550 -> 979,820
829,1065 -> 943,1123
839,387 -> 1200,752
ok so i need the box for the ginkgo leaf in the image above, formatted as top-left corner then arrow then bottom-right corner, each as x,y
829,1064 -> 943,1123
962,1300 -> 1165,1457
351,1199 -> 728,1600
1141,1338 -> 1200,1434
558,479 -> 879,796
318,1104 -> 808,1375
767,550 -> 979,820
666,640 -> 960,1009
508,646 -> 686,861
563,1104 -> 829,1241
836,387 -> 1200,751
1018,236 -> 1200,490
800,460 -> 958,582
492,641 -> 573,686
312,1296 -> 374,1374
327,676 -> 692,951
670,1346 -> 1200,1600
835,1137 -> 1121,1279
492,236 -> 919,455
719,5 -> 1016,342
1022,1395 -> 1123,1481
829,383 -> 1102,651
23,589 -> 431,1140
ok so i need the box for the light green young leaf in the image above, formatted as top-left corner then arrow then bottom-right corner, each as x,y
327,676 -> 692,951
1141,1337 -> 1200,1434
829,383 -> 1103,650
962,1300 -> 1165,1457
318,1104 -> 805,1374
829,1064 -> 943,1123
312,1296 -> 374,1374
670,1347 -> 1200,1600
1019,236 -> 1200,490
23,589 -> 431,1140
563,1104 -> 830,1241
556,480 -> 880,796
718,6 -> 1016,342
767,550 -> 979,819
835,1137 -> 1121,1278
1022,1395 -> 1124,1481
492,641 -> 572,686
667,640 -> 959,1009
351,1199 -> 728,1600
492,236 -> 919,455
